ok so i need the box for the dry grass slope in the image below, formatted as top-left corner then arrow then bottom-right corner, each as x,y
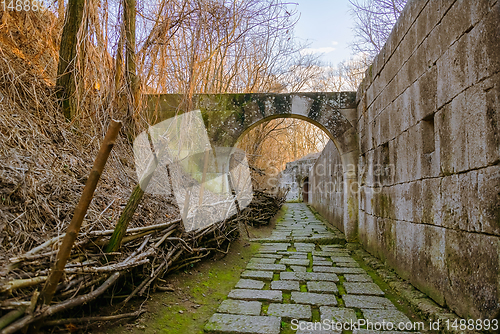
0,10 -> 178,263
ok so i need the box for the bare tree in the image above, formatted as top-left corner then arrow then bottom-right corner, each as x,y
56,0 -> 85,119
237,118 -> 328,189
349,0 -> 407,61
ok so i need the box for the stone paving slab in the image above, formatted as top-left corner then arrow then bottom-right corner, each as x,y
344,282 -> 384,296
291,233 -> 313,237
291,291 -> 338,306
291,265 -> 307,272
320,245 -> 343,250
344,274 -> 373,282
258,249 -> 279,254
235,279 -> 266,290
241,270 -> 274,280
288,254 -> 309,259
324,247 -> 349,252
293,236 -> 340,243
204,314 -> 281,334
327,267 -> 367,274
248,257 -> 276,264
312,266 -> 336,273
261,243 -> 290,251
343,295 -> 396,309
246,263 -> 286,271
302,272 -> 340,282
280,272 -> 340,282
307,281 -> 339,293
294,243 -> 316,252
331,256 -> 357,263
313,251 -> 348,257
313,260 -> 333,266
279,258 -> 310,266
217,299 -> 262,316
277,251 -> 309,256
271,280 -> 300,291
319,306 -> 358,323
267,303 -> 312,320
262,242 -> 291,248
361,308 -> 411,324
294,242 -> 316,248
254,253 -> 283,259
336,262 -> 361,267
228,289 -> 283,302
328,252 -> 352,257
295,246 -> 316,252
254,237 -> 291,243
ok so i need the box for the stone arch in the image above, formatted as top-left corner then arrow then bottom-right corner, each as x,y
146,92 -> 359,240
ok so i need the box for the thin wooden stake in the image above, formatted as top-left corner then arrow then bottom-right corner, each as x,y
38,120 -> 122,306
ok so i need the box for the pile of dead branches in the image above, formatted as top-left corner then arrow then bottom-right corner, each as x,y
0,185 -> 289,333
239,188 -> 288,227
0,213 -> 240,333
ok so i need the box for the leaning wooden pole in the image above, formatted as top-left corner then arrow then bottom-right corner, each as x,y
38,120 -> 122,306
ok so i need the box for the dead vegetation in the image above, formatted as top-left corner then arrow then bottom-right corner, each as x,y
0,5 -> 288,332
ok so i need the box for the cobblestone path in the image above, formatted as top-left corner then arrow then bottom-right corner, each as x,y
204,203 -> 420,334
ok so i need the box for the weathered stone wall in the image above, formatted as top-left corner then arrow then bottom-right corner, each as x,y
310,0 -> 500,319
309,140 -> 344,232
279,153 -> 319,201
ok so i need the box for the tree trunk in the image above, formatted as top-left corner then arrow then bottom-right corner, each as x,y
124,0 -> 138,130
56,0 -> 85,120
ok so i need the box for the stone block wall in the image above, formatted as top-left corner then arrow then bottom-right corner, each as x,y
279,153 -> 319,201
310,0 -> 500,319
309,141 -> 344,231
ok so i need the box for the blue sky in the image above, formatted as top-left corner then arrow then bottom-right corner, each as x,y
293,0 -> 355,66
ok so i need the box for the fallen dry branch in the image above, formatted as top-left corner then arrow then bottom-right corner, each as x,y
0,187 -> 286,332
238,188 -> 288,227
41,308 -> 146,327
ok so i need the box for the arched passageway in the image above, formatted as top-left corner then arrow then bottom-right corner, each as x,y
146,92 -> 359,240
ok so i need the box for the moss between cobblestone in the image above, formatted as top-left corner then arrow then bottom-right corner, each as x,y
261,302 -> 270,315
338,275 -> 347,294
311,307 -> 320,322
306,252 -> 313,272
282,292 -> 292,303
281,320 -> 295,334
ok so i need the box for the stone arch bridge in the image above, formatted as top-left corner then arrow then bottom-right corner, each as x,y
146,92 -> 360,241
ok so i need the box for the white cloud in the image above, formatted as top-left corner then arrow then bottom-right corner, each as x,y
300,47 -> 336,56
331,41 -> 339,46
